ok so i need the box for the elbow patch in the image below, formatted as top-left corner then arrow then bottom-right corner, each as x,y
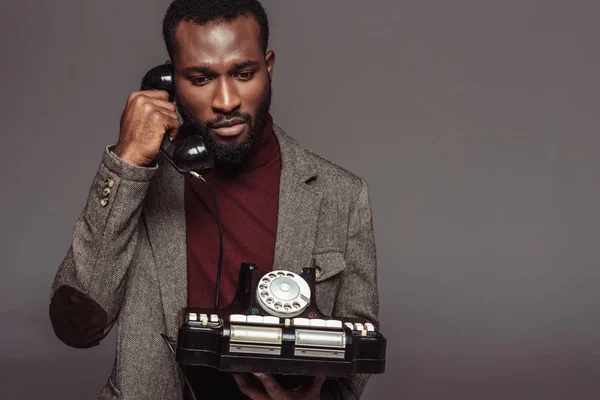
49,285 -> 108,349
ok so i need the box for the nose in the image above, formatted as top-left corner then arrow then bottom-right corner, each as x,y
211,79 -> 241,114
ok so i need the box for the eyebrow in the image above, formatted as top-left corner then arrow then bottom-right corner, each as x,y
182,60 -> 261,76
234,60 -> 260,70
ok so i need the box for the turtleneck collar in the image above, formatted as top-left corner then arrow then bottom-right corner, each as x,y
237,113 -> 276,172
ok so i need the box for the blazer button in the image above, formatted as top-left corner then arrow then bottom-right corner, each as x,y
106,178 -> 115,188
315,267 -> 322,279
102,187 -> 111,197
100,198 -> 109,207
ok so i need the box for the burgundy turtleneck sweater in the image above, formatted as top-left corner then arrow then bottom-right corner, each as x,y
183,118 -> 315,399
185,115 -> 280,309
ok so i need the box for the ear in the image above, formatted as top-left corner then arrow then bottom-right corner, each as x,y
265,50 -> 275,80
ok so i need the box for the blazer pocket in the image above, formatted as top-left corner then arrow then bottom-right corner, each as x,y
313,251 -> 347,282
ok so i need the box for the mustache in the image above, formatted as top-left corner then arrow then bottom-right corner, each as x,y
174,100 -> 250,128
205,112 -> 252,129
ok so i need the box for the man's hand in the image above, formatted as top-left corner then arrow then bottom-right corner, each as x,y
113,90 -> 180,167
233,373 -> 326,400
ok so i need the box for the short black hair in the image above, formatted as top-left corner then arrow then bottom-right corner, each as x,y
162,0 -> 269,59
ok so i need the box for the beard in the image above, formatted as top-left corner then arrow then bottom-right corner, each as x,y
176,83 -> 272,169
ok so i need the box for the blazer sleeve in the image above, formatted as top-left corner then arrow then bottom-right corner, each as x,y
323,179 -> 380,399
49,146 -> 158,349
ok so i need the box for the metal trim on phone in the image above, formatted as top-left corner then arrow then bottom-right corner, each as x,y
295,329 -> 346,348
230,325 -> 283,345
294,348 -> 345,359
229,344 -> 282,356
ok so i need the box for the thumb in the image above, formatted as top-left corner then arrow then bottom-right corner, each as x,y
165,113 -> 180,141
254,373 -> 285,398
168,125 -> 179,140
167,119 -> 180,140
310,376 -> 326,392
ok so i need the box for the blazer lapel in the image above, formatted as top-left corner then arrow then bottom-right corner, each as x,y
273,126 -> 322,275
144,162 -> 187,337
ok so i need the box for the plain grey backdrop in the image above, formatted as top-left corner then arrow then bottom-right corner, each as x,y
1,0 -> 599,399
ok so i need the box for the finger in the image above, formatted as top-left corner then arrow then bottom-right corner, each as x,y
151,106 -> 179,122
253,374 -> 285,398
143,106 -> 179,128
135,89 -> 171,101
233,374 -> 267,400
144,97 -> 177,112
135,95 -> 176,115
135,97 -> 177,116
310,376 -> 326,392
163,115 -> 180,140
293,376 -> 326,396
144,111 -> 179,144
128,91 -> 176,111
127,90 -> 169,106
148,109 -> 179,131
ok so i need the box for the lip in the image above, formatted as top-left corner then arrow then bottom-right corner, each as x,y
212,118 -> 246,128
211,122 -> 247,137
210,119 -> 247,137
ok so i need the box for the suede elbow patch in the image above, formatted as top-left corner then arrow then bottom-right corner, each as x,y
49,285 -> 108,349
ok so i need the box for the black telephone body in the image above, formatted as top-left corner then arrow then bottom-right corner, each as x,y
175,264 -> 387,377
140,64 -> 213,174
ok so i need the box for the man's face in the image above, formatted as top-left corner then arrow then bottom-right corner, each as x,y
170,16 -> 275,166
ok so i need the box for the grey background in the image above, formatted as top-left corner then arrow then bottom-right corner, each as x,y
1,0 -> 599,399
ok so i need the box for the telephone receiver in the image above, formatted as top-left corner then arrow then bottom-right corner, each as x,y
140,64 -> 213,175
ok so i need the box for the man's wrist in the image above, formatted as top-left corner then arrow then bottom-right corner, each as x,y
112,144 -> 148,167
103,145 -> 158,182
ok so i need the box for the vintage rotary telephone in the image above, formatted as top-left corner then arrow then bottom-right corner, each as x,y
143,64 -> 387,400
140,64 -> 214,175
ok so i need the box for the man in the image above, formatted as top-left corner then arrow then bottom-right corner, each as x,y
49,0 -> 379,399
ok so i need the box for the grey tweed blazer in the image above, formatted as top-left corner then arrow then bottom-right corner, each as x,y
50,125 -> 379,400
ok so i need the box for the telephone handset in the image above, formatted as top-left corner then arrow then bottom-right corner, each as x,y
140,64 -> 213,174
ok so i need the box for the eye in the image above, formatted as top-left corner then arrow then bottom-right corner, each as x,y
191,76 -> 211,86
236,71 -> 256,81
